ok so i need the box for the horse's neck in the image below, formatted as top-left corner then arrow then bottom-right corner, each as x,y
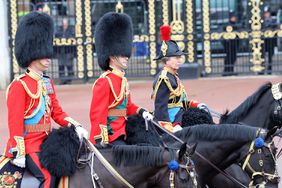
193,139 -> 249,179
230,91 -> 274,129
92,150 -> 167,185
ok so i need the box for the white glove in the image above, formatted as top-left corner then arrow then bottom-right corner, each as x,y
197,103 -> 209,112
11,156 -> 26,168
75,126 -> 89,140
173,125 -> 183,133
142,111 -> 154,121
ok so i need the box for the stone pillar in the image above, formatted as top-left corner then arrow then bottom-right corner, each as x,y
0,0 -> 10,89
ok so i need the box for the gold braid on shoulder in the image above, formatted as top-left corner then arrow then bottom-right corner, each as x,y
93,71 -> 128,108
106,76 -> 127,108
23,79 -> 45,119
6,75 -> 47,119
152,70 -> 184,100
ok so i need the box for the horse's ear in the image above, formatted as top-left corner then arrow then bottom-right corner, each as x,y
178,143 -> 197,160
188,143 -> 197,156
219,110 -> 229,123
266,126 -> 278,140
178,143 -> 187,161
273,129 -> 282,138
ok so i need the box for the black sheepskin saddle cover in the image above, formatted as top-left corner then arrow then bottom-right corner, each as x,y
39,125 -> 80,177
182,108 -> 214,127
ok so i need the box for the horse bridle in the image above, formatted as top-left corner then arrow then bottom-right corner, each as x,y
271,83 -> 282,126
180,152 -> 198,188
76,138 -> 197,188
149,119 -> 248,188
240,129 -> 280,188
169,150 -> 198,188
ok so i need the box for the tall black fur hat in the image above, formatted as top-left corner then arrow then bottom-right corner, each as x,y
15,12 -> 54,68
94,12 -> 133,71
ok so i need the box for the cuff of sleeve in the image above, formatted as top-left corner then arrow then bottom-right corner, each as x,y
172,122 -> 182,127
94,124 -> 109,144
189,100 -> 200,108
159,121 -> 174,132
64,117 -> 81,127
137,108 -> 146,115
11,136 -> 25,158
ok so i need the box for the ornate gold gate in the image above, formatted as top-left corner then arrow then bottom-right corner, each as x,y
8,0 -> 282,81
200,0 -> 282,75
8,0 -> 154,82
8,0 -> 94,81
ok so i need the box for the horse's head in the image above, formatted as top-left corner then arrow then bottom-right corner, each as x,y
162,143 -> 198,188
238,128 -> 280,188
177,143 -> 197,185
220,82 -> 282,130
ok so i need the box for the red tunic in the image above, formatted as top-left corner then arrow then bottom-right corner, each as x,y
89,70 -> 140,144
5,70 -> 70,157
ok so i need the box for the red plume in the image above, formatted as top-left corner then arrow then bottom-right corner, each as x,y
160,25 -> 171,41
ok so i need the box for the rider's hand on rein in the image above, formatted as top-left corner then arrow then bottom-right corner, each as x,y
142,111 -> 154,121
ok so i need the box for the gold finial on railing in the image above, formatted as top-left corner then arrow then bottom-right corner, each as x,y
116,1 -> 124,13
43,4 -> 50,15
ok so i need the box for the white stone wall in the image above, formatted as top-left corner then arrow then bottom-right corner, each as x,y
0,0 -> 10,89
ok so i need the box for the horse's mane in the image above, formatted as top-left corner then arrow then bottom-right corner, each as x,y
220,82 -> 272,123
113,145 -> 171,166
164,124 -> 258,142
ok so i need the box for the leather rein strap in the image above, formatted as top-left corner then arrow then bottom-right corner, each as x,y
86,139 -> 134,188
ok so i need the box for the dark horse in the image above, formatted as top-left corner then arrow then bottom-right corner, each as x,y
126,115 -> 279,188
209,82 -> 282,188
37,125 -> 198,188
220,82 -> 282,129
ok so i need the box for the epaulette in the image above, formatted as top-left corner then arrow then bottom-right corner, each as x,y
152,70 -> 170,100
6,74 -> 26,99
99,71 -> 111,78
159,69 -> 168,80
92,71 -> 111,90
152,69 -> 184,100
14,74 -> 26,81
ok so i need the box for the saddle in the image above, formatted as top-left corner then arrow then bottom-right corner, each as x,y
0,156 -> 69,188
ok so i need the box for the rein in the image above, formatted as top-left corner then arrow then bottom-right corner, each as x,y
85,139 -> 134,188
149,119 -> 248,188
75,138 -> 133,188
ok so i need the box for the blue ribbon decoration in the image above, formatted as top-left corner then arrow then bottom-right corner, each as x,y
168,160 -> 179,171
254,137 -> 265,148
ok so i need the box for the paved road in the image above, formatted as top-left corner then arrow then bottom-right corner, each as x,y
0,75 -> 281,185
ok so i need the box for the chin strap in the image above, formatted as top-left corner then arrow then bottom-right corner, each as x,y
114,56 -> 127,70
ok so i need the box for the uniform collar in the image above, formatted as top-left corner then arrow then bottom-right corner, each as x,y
164,66 -> 178,76
109,66 -> 125,77
26,68 -> 43,81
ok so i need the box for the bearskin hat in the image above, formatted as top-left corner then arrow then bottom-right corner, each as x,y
154,25 -> 186,60
15,12 -> 54,68
94,12 -> 133,71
